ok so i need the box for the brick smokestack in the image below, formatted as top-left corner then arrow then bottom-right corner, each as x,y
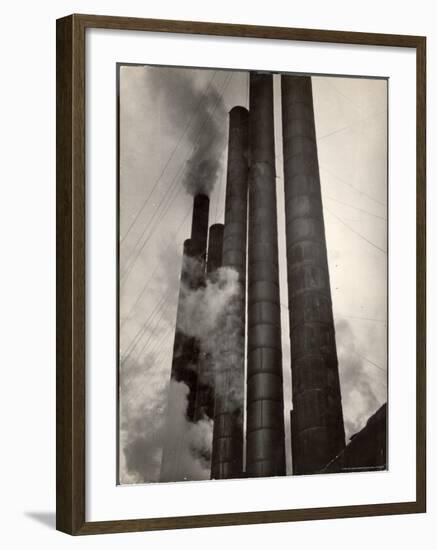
246,73 -> 286,477
281,75 -> 345,475
211,107 -> 249,479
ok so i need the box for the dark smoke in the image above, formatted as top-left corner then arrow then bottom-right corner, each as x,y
146,66 -> 227,196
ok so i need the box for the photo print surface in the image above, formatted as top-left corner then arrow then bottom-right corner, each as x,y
118,65 -> 388,484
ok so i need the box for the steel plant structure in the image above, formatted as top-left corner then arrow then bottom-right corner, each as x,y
160,73 -> 386,482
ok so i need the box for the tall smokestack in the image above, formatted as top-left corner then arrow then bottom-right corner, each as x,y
281,75 -> 345,475
194,223 -> 224,423
246,73 -> 286,478
160,195 -> 210,481
211,107 -> 249,479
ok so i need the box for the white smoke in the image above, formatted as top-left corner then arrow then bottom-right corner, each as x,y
160,380 -> 213,482
177,263 -> 244,411
120,355 -> 213,483
178,265 -> 240,340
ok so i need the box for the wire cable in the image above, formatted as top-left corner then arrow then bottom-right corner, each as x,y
317,108 -> 387,141
353,350 -> 387,373
320,164 -> 387,208
120,206 -> 191,329
324,194 -> 387,221
135,300 -> 172,360
325,207 -> 387,254
121,291 -> 169,360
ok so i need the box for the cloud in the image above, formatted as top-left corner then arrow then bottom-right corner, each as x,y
120,349 -> 213,484
336,319 -> 386,440
160,381 -> 213,482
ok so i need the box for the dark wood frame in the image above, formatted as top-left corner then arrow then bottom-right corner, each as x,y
56,13 -> 426,535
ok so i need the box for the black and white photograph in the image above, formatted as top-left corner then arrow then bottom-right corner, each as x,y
117,65 -> 388,484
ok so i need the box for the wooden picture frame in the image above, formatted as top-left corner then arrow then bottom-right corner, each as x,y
56,13 -> 426,535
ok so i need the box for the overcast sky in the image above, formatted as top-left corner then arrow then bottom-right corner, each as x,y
118,65 -> 387,484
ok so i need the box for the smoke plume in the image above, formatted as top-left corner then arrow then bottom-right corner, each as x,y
146,66 -> 227,196
120,351 -> 213,483
177,262 -> 244,412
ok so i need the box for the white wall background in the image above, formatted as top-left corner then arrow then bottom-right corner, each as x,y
0,0 -> 434,547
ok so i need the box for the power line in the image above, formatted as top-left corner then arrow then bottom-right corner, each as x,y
121,324 -> 175,404
320,163 -> 386,208
121,293 -> 167,361
120,160 -> 185,283
337,314 -> 386,325
122,132 -> 228,298
317,108 -> 387,141
120,259 -> 164,328
120,70 -> 218,244
121,291 -> 169,360
126,326 -> 174,397
122,135 -> 229,285
122,168 -> 192,282
148,324 -> 174,358
339,348 -> 387,388
325,207 -> 387,255
274,173 -> 387,220
121,165 -> 186,281
324,79 -> 365,116
324,194 -> 387,221
274,162 -> 387,214
120,207 -> 191,329
135,300 -> 172,360
353,350 -> 387,373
